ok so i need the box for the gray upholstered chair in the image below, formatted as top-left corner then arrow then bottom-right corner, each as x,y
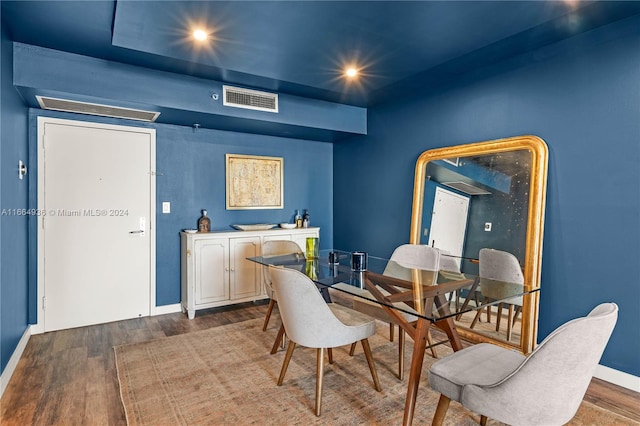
470,248 -> 524,341
428,302 -> 618,426
350,244 -> 441,379
268,265 -> 382,416
436,249 -> 469,309
260,240 -> 304,331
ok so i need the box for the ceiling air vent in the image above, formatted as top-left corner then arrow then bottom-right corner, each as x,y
442,181 -> 492,196
223,85 -> 278,113
36,96 -> 160,122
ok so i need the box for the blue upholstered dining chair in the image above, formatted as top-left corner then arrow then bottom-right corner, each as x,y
268,265 -> 382,416
428,302 -> 618,426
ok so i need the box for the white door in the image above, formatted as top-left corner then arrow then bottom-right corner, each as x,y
38,117 -> 155,332
428,187 -> 470,270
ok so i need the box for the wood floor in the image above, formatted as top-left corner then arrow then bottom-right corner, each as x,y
2,301 -> 638,425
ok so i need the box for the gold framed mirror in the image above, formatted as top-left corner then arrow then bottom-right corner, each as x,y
410,135 -> 548,353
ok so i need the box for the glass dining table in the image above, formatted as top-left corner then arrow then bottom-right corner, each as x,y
248,248 -> 538,425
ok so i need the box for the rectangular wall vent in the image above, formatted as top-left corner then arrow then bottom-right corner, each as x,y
223,85 -> 278,113
36,96 -> 160,122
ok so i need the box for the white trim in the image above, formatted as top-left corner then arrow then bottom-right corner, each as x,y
0,327 -> 31,398
36,117 -> 156,332
594,364 -> 640,392
152,303 -> 182,316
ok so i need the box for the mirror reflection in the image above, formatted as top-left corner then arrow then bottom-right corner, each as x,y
410,136 -> 548,353
421,150 -> 531,345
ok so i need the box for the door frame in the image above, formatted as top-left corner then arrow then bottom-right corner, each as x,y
33,116 -> 156,334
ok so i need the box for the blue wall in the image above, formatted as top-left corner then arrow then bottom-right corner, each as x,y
153,122 -> 333,305
1,27 -> 30,373
335,16 -> 640,375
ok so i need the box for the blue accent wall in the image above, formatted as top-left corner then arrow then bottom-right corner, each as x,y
152,122 -> 333,305
1,26 -> 30,373
335,16 -> 640,376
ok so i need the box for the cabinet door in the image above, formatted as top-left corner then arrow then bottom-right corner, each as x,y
229,236 -> 261,299
194,238 -> 229,304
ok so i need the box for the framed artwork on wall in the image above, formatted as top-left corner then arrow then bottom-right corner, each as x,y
225,153 -> 284,210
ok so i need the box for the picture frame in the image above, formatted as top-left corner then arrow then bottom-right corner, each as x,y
225,154 -> 284,210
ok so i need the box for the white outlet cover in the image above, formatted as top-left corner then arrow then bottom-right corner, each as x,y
484,222 -> 492,231
162,202 -> 171,213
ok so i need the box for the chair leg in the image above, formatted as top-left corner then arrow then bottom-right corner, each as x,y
431,394 -> 451,426
389,323 -> 395,342
328,347 -> 334,364
262,299 -> 275,331
349,342 -> 357,356
270,324 -> 286,354
315,347 -> 325,416
506,304 -> 515,341
360,338 -> 382,392
480,415 -> 488,425
277,341 -> 296,386
513,306 -> 522,325
398,329 -> 405,380
470,307 -> 483,329
495,302 -> 504,332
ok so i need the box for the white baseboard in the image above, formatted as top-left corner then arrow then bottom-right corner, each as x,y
0,326 -> 31,398
594,364 -> 640,392
152,303 -> 182,316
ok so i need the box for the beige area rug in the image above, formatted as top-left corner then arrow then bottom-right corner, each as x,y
114,318 -> 636,426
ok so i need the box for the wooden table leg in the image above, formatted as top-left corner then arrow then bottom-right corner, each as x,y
403,317 -> 430,426
433,295 -> 464,351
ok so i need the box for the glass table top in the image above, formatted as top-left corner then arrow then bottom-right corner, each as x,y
248,249 -> 538,322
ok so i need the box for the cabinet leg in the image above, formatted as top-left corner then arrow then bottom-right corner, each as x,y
188,309 -> 195,320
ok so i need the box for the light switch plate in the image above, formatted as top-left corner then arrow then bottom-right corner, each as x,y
162,202 -> 171,214
484,222 -> 492,232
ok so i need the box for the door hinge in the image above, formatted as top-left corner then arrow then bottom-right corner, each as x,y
42,296 -> 46,310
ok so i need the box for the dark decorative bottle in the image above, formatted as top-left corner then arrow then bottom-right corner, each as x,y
302,209 -> 310,228
198,209 -> 211,233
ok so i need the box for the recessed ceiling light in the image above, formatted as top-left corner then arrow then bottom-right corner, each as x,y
193,29 -> 208,41
345,67 -> 358,78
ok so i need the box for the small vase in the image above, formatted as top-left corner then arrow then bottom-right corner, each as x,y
197,209 -> 211,233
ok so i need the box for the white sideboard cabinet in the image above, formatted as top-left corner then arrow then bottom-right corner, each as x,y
180,227 -> 319,319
